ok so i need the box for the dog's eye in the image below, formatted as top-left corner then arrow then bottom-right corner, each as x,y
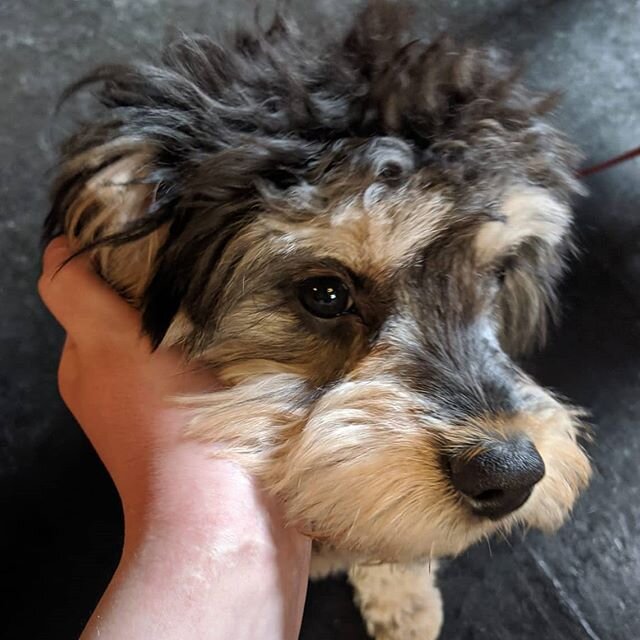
298,277 -> 354,318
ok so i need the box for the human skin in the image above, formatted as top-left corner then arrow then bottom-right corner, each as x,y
38,238 -> 311,640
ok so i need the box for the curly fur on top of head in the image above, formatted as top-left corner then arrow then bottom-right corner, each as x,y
46,0 -> 582,352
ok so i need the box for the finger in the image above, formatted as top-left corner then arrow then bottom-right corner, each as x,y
38,238 -> 141,337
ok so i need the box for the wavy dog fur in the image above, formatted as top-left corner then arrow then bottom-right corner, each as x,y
46,2 -> 591,638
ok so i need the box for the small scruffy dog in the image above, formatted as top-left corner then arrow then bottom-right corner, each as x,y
45,2 -> 592,637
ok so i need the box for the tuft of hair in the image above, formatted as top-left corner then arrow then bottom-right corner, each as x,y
46,0 -> 582,350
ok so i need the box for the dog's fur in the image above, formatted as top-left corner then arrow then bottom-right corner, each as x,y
45,2 -> 591,637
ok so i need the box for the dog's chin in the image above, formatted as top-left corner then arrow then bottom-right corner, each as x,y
304,479 -> 584,563
305,505 -> 562,564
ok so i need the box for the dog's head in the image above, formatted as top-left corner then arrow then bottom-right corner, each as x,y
48,2 -> 591,560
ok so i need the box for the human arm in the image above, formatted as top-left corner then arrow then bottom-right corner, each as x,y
38,238 -> 311,639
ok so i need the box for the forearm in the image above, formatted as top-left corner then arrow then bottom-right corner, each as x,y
82,452 -> 310,640
83,531 -> 309,640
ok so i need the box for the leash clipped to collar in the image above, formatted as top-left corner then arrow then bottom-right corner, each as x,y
578,145 -> 640,178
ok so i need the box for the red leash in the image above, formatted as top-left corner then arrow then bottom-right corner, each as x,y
578,145 -> 640,178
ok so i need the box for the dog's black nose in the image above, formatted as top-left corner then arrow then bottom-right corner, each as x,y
448,438 -> 545,519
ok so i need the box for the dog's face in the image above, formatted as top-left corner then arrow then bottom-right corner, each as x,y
48,3 -> 591,561
177,152 -> 590,561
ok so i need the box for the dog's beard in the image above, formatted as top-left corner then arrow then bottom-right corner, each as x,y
180,363 -> 590,562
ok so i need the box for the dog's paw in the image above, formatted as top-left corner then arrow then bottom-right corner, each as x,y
349,562 -> 443,640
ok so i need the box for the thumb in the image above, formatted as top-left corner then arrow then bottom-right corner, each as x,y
38,237 -> 143,340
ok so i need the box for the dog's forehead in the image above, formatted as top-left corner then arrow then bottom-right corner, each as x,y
263,183 -> 569,277
324,191 -> 455,273
261,189 -> 453,277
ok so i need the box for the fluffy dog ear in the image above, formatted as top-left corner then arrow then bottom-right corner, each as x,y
497,241 -> 566,355
46,120 -> 265,349
45,46 -> 321,348
44,57 -> 206,313
44,57 -> 234,346
484,188 -> 576,356
46,131 -> 166,299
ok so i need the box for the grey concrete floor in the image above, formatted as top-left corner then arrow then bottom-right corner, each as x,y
1,1 -> 640,638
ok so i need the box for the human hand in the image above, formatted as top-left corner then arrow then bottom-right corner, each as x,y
38,236 -> 228,530
39,238 -> 310,639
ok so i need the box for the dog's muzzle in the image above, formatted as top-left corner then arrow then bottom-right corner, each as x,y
446,437 -> 546,520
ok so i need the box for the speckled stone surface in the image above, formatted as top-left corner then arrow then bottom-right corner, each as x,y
1,1 -> 639,638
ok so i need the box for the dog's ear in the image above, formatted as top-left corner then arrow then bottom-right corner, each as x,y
47,36 -> 324,348
497,241 -> 566,356
46,129 -> 165,300
45,54 -> 214,315
47,117 -> 265,350
45,56 -> 247,346
480,187 -> 576,356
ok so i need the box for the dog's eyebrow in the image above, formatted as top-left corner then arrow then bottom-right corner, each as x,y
283,253 -> 368,289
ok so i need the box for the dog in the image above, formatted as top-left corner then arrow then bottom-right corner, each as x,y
45,2 -> 592,637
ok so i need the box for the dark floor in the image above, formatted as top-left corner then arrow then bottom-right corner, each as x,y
1,1 -> 639,638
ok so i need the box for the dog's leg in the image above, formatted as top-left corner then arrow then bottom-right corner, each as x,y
349,561 -> 443,640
